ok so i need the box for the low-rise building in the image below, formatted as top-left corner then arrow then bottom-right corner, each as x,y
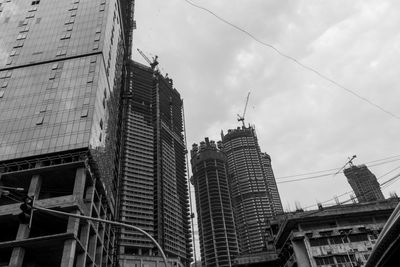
273,199 -> 399,267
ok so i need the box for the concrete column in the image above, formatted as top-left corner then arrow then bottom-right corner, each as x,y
75,222 -> 90,266
73,167 -> 86,199
61,212 -> 80,267
9,172 -> 42,267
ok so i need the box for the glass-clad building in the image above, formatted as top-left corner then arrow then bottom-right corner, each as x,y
0,0 -> 134,265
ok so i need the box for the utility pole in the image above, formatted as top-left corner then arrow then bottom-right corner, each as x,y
32,205 -> 169,267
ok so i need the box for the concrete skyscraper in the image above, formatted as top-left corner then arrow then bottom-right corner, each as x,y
119,61 -> 192,266
191,138 -> 239,267
344,164 -> 385,203
0,0 -> 134,265
221,126 -> 283,254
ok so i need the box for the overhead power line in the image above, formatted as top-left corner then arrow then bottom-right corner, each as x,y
183,0 -> 400,120
298,164 -> 400,212
277,154 -> 400,180
276,156 -> 400,184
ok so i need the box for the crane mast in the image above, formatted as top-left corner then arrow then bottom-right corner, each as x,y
334,155 -> 357,175
137,48 -> 159,70
237,91 -> 251,127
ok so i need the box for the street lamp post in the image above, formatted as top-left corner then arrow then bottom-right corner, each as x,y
33,205 -> 169,267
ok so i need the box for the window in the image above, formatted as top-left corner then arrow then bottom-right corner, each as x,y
1,81 -> 8,88
0,91 -> 4,98
315,256 -> 335,266
81,109 -> 88,118
17,33 -> 27,40
87,76 -> 94,83
20,25 -> 30,32
14,41 -> 24,48
35,17 -> 41,24
349,234 -> 369,243
69,4 -> 78,11
31,0 -> 40,5
36,116 -> 44,125
89,65 -> 95,73
309,238 -> 329,246
60,32 -> 71,40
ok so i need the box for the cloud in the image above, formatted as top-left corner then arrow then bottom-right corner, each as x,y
133,0 -> 400,211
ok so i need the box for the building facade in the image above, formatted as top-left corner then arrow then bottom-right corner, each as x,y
344,164 -> 385,203
0,0 -> 134,265
191,138 -> 239,266
273,199 -> 399,267
221,126 -> 283,254
119,61 -> 192,266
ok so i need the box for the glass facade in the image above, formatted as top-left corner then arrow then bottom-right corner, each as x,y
0,0 -> 128,207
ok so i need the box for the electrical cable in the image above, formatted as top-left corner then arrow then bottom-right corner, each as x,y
277,155 -> 400,180
296,165 -> 400,214
297,173 -> 400,219
183,0 -> 400,120
277,157 -> 400,184
4,194 -> 21,203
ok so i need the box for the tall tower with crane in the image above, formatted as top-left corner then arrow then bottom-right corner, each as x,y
342,156 -> 385,203
220,92 -> 283,255
118,54 -> 192,266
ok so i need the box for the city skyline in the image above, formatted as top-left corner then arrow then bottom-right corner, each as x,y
132,0 -> 400,211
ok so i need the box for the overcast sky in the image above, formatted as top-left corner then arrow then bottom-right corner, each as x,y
132,0 -> 400,212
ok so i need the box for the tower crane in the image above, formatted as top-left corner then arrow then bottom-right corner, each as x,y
237,91 -> 251,127
334,155 -> 357,175
137,48 -> 159,70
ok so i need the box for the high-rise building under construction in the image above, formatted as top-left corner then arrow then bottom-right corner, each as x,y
191,138 -> 239,266
221,126 -> 283,254
0,0 -> 134,265
119,60 -> 192,266
344,164 -> 385,203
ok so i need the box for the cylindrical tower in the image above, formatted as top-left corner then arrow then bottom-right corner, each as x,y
221,126 -> 283,254
191,138 -> 239,266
